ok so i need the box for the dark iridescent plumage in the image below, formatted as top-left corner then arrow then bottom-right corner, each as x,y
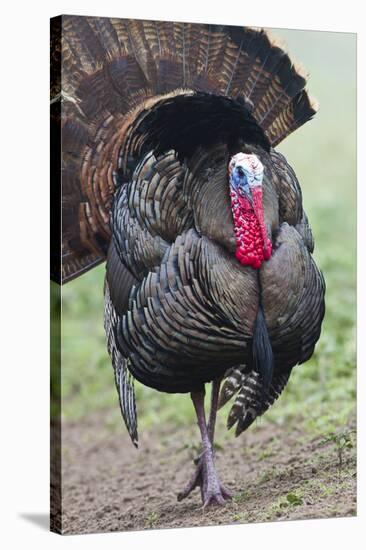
53,16 -> 325,507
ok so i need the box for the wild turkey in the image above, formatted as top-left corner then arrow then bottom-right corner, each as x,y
51,15 -> 326,508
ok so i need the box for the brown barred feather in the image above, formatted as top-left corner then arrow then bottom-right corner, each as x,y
53,16 -> 316,283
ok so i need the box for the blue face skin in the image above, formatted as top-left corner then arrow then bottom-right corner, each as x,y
230,166 -> 251,198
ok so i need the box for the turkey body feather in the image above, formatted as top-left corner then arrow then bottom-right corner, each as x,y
108,146 -> 324,400
52,16 -> 325,492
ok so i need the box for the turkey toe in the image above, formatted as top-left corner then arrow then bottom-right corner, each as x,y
177,453 -> 232,507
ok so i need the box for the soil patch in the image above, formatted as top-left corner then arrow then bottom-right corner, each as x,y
59,411 -> 356,534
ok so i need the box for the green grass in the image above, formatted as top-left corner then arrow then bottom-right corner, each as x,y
59,30 -> 356,443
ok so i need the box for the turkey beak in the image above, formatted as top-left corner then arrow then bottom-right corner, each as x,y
251,186 -> 271,259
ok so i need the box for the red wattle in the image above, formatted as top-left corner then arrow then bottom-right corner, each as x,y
230,189 -> 272,269
251,186 -> 272,260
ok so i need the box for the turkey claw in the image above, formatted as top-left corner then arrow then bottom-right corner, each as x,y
177,454 -> 232,508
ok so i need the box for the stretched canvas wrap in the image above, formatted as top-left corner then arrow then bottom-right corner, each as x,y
50,15 -> 356,535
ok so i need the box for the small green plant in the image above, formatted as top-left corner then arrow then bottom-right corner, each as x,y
258,449 -> 274,461
285,492 -> 303,506
264,490 -> 304,520
319,430 -> 355,470
146,511 -> 159,528
232,512 -> 249,523
232,489 -> 251,504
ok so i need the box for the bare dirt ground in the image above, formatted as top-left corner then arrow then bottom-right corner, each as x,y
59,411 -> 356,535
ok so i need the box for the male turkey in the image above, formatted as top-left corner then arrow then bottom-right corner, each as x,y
51,15 -> 325,508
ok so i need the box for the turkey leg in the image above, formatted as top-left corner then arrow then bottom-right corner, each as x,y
193,377 -> 221,464
177,380 -> 232,507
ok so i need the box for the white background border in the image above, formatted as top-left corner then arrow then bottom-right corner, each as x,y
0,1 -> 364,548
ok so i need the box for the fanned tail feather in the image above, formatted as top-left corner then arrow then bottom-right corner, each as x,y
53,15 -> 317,284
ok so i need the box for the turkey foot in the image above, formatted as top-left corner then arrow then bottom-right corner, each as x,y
177,450 -> 232,507
177,382 -> 232,508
